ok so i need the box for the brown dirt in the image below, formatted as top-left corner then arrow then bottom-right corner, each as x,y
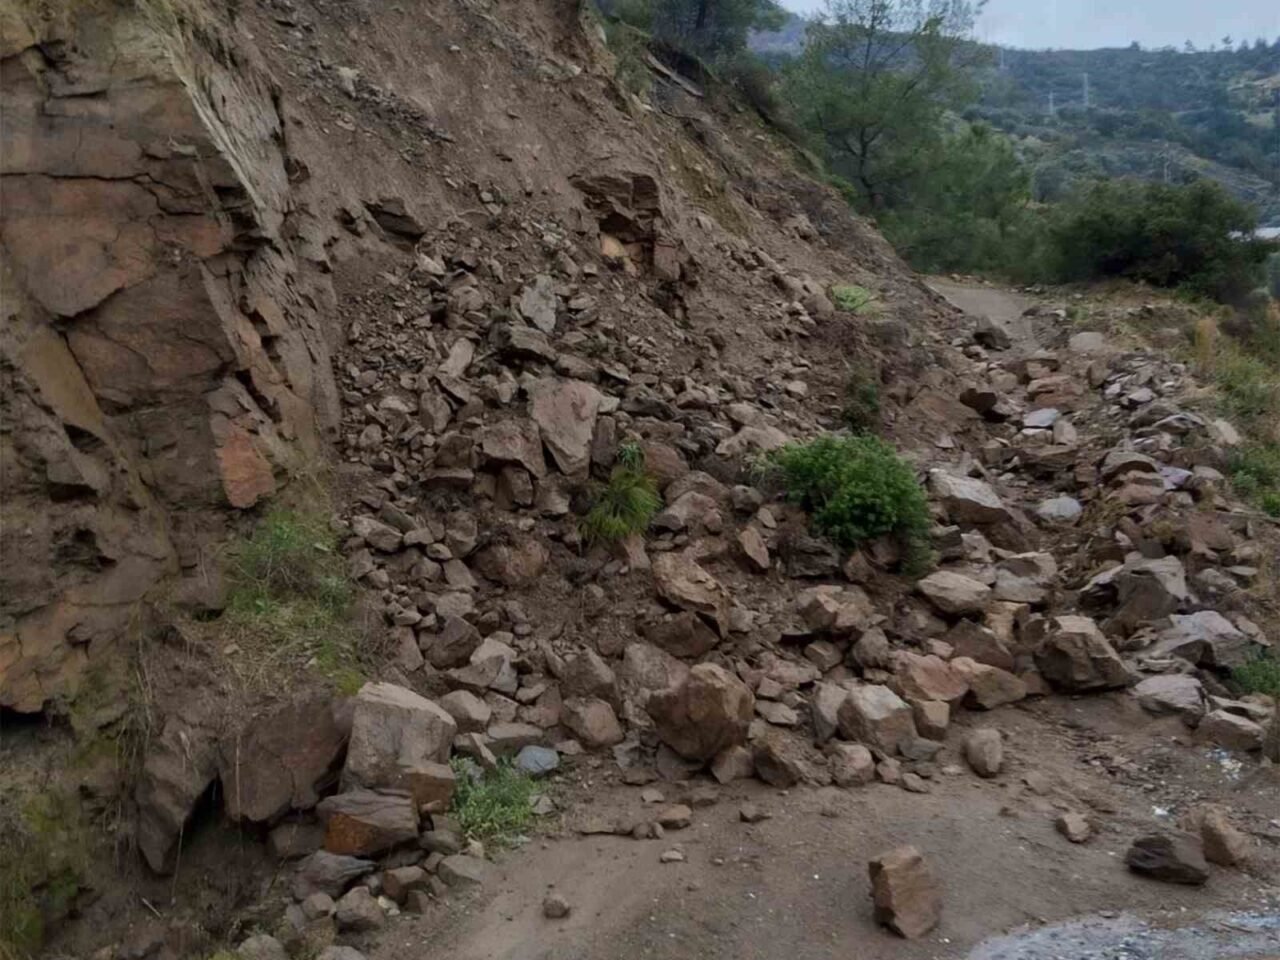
369,695 -> 1277,960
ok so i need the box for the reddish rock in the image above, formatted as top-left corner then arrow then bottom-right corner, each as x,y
647,663 -> 754,762
868,845 -> 942,939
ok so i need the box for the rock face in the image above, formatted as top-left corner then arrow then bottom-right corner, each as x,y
646,663 -> 754,761
868,846 -> 942,939
1125,832 -> 1209,885
342,684 -> 457,804
1035,616 -> 1129,691
0,4 -> 340,714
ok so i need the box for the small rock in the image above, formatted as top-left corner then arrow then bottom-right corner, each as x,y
1056,812 -> 1092,843
437,854 -> 489,888
236,934 -> 288,960
868,845 -> 941,939
1125,832 -> 1209,885
659,849 -> 686,863
739,803 -> 771,824
964,728 -> 1003,778
334,886 -> 384,932
543,893 -> 571,919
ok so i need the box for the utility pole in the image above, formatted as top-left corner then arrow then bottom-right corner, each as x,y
1049,90 -> 1056,117
1082,72 -> 1090,109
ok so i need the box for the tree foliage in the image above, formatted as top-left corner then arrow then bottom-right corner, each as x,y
780,0 -> 985,209
611,0 -> 786,59
1046,179 -> 1271,302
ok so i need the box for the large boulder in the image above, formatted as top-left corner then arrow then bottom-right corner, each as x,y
317,790 -> 419,857
342,683 -> 457,805
646,663 -> 754,762
949,657 -> 1027,710
916,570 -> 992,617
891,652 -> 968,705
1082,556 -> 1187,635
1132,675 -> 1206,726
651,551 -> 730,635
837,684 -> 917,755
529,377 -> 603,475
136,717 -> 220,874
219,697 -> 349,823
1147,611 -> 1252,669
1034,616 -> 1130,691
927,471 -> 1010,525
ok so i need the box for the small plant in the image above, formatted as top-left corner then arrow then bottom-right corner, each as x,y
769,435 -> 932,575
581,448 -> 661,543
830,284 -> 877,315
1229,443 -> 1280,517
841,365 -> 882,434
1232,650 -> 1280,699
449,760 -> 537,846
219,508 -> 363,691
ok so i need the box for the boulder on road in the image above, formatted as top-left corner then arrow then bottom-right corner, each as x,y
868,845 -> 942,939
964,728 -> 1003,778
647,663 -> 754,762
1132,675 -> 1206,726
1125,832 -> 1209,885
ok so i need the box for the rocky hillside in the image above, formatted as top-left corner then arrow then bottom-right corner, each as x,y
0,2 -> 1275,959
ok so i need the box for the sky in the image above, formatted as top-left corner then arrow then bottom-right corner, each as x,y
781,1 -> 1280,51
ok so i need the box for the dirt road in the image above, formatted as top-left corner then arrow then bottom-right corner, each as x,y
370,698 -> 1275,960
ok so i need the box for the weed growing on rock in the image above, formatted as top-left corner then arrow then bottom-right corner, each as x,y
581,447 -> 661,543
449,760 -> 536,846
770,435 -> 932,574
1233,650 -> 1280,699
830,284 -> 877,314
841,366 -> 882,434
219,509 -> 364,692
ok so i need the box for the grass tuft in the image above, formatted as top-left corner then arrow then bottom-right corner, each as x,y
830,284 -> 877,315
768,435 -> 933,575
449,760 -> 537,846
581,445 -> 661,543
217,509 -> 364,693
1232,650 -> 1280,699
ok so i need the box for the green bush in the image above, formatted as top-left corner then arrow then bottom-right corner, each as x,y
1047,179 -> 1271,303
841,367 -> 882,434
1232,650 -> 1280,698
449,760 -> 537,846
581,446 -> 661,543
830,284 -> 876,314
769,435 -> 932,574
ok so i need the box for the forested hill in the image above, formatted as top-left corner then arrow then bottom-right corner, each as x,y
751,19 -> 1280,227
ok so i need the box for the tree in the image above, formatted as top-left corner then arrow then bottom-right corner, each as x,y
648,0 -> 785,59
780,0 -> 985,209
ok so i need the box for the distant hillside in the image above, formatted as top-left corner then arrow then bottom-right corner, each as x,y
750,18 -> 1280,226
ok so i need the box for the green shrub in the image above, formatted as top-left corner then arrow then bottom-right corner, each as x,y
449,760 -> 537,846
769,435 -> 932,574
830,284 -> 877,314
1232,650 -> 1280,698
1212,347 -> 1280,431
1047,179 -> 1271,304
581,447 -> 661,543
841,366 -> 882,434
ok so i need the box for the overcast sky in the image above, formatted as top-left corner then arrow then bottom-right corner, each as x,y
781,1 -> 1280,51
